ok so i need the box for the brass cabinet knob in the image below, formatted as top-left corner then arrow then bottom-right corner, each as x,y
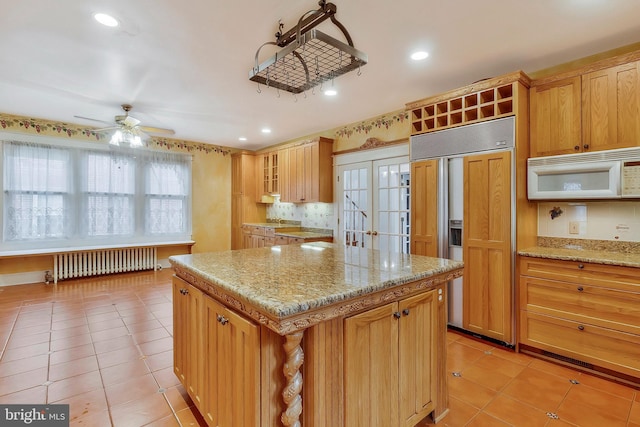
574,145 -> 580,151
583,144 -> 590,150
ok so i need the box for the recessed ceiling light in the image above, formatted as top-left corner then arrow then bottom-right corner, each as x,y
261,128 -> 271,134
411,51 -> 429,61
94,13 -> 119,27
324,89 -> 338,96
238,137 -> 247,141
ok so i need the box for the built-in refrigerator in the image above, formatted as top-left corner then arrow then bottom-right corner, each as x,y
410,117 -> 516,342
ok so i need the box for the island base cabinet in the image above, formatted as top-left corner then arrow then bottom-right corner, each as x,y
203,296 -> 260,427
172,278 -> 204,410
344,289 -> 438,427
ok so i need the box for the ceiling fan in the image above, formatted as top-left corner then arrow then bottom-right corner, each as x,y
75,104 -> 175,146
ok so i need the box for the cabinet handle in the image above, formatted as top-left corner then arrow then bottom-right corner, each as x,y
577,286 -> 584,292
577,325 -> 585,331
217,314 -> 224,322
220,316 -> 229,326
393,311 -> 401,319
583,144 -> 589,150
577,264 -> 584,269
574,145 -> 580,151
180,288 -> 189,295
402,308 -> 410,316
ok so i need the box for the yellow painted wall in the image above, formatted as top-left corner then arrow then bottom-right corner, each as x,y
0,113 -> 233,279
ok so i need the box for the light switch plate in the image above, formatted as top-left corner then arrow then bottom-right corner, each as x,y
569,221 -> 579,235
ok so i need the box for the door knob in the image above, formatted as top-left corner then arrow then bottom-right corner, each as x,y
366,230 -> 372,235
372,231 -> 378,236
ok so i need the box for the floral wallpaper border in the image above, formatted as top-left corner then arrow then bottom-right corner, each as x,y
0,113 -> 232,156
335,110 -> 409,139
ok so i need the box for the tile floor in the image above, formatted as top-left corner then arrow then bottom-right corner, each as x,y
0,269 -> 638,426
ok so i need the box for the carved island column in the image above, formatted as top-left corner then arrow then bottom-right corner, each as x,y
281,331 -> 304,427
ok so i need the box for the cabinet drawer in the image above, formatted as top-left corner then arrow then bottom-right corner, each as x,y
520,311 -> 640,378
520,276 -> 640,335
520,257 -> 640,292
275,236 -> 289,245
264,236 -> 275,246
264,227 -> 276,237
242,225 -> 265,236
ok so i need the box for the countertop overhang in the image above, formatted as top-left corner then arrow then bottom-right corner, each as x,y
169,242 -> 463,334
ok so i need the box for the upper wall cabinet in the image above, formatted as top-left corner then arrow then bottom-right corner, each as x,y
582,61 -> 640,153
530,52 -> 640,158
406,71 -> 530,135
530,76 -> 582,157
282,137 -> 333,203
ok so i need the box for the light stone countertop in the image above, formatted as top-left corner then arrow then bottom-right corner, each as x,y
273,231 -> 332,239
518,246 -> 640,268
169,242 -> 463,319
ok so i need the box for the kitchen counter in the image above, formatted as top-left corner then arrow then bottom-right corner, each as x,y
169,242 -> 462,322
518,237 -> 640,268
169,243 -> 463,426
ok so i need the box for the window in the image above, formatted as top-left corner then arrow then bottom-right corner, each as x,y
3,143 -> 72,242
1,139 -> 192,251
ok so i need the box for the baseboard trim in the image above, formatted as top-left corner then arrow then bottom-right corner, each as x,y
0,271 -> 46,287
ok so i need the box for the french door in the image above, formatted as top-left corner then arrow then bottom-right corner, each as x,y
337,153 -> 410,253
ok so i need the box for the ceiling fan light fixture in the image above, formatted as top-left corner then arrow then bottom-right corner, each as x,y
109,128 -> 143,147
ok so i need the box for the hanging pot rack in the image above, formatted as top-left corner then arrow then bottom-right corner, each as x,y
249,1 -> 368,94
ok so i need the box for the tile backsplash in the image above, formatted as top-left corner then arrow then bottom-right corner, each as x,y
538,201 -> 640,242
266,197 -> 334,229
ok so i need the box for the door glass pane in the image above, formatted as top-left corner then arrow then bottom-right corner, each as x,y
389,165 -> 399,187
390,188 -> 399,211
378,165 -> 389,188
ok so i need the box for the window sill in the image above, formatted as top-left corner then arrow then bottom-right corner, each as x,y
0,240 -> 195,258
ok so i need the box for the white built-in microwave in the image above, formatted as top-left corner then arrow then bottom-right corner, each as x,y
527,147 -> 640,200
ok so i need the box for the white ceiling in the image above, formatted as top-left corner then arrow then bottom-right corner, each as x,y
1,0 -> 639,150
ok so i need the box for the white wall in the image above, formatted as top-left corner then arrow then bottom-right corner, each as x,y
538,201 -> 640,242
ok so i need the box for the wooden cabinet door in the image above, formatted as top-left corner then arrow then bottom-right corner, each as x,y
173,277 -> 204,410
344,303 -> 399,427
410,159 -> 438,257
398,291 -> 437,427
530,76 -> 582,157
172,277 -> 188,384
463,151 -> 512,342
204,296 -> 260,427
186,283 -> 204,410
583,61 -> 640,152
278,148 -> 289,202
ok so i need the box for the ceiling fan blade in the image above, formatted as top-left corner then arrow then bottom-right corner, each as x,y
93,126 -> 120,132
139,125 -> 175,135
73,115 -> 113,126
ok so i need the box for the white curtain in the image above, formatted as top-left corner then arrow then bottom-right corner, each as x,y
144,150 -> 191,235
1,139 -> 192,251
80,150 -> 136,237
3,142 -> 72,242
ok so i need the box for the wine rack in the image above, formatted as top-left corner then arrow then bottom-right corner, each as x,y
407,71 -> 529,136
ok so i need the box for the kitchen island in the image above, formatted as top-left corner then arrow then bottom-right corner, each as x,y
169,242 -> 463,427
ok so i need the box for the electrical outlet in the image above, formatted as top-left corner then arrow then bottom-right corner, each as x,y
569,221 -> 580,235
